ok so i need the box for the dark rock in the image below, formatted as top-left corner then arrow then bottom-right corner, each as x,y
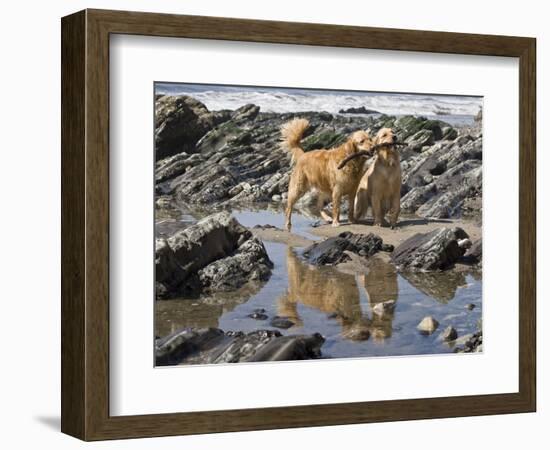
466,303 -> 476,311
247,333 -> 325,361
474,108 -> 483,122
247,312 -> 268,320
253,224 -> 278,230
441,126 -> 458,141
301,128 -> 346,151
405,129 -> 435,151
454,332 -> 483,353
157,328 -> 325,364
303,232 -> 384,265
462,238 -> 482,264
270,316 -> 295,329
166,212 -> 248,275
155,327 -> 225,365
440,325 -> 458,341
391,227 -> 469,271
195,121 -> 244,156
394,115 -> 427,140
453,333 -> 472,346
155,95 -> 230,160
416,164 -> 481,218
155,212 -> 272,298
198,238 -> 273,292
420,120 -> 444,141
400,184 -> 438,212
338,106 -> 380,115
399,132 -> 482,218
155,153 -> 203,183
155,238 -> 195,299
231,103 -> 260,122
341,324 -> 371,341
453,226 -> 470,239
160,161 -> 239,203
192,330 -> 281,364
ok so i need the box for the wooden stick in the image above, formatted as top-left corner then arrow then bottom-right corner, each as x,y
337,142 -> 407,169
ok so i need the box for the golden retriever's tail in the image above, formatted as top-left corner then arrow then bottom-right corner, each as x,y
280,118 -> 309,164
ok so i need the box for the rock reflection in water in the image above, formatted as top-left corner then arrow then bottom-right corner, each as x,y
399,270 -> 469,303
277,249 -> 399,342
155,284 -> 262,337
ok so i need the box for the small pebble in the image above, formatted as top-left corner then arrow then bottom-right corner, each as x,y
342,325 -> 370,341
270,316 -> 295,329
248,312 -> 268,320
440,325 -> 458,342
417,316 -> 439,335
466,303 -> 476,310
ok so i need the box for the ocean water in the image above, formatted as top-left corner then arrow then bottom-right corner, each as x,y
156,82 -> 483,124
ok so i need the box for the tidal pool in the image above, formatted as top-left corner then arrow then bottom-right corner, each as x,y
155,207 -> 482,360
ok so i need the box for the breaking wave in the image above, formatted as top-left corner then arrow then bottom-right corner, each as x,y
156,83 -> 482,118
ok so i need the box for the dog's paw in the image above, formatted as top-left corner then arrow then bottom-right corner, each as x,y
331,221 -> 341,228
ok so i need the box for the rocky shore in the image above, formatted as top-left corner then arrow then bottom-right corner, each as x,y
155,94 -> 482,219
156,327 -> 324,365
156,212 -> 272,299
154,94 -> 483,365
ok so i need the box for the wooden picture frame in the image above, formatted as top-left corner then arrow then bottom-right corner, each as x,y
61,9 -> 536,441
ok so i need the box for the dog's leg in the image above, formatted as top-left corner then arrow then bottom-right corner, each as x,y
389,193 -> 401,229
285,174 -> 306,232
354,188 -> 368,221
316,193 -> 332,223
331,188 -> 343,227
371,196 -> 384,227
347,189 -> 357,224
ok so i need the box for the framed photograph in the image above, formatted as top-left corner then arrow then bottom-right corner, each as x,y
61,9 -> 536,440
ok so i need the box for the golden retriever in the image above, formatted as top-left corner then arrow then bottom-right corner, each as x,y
340,127 -> 401,228
280,118 -> 374,231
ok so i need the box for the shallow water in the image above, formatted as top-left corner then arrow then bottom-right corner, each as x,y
155,208 -> 482,359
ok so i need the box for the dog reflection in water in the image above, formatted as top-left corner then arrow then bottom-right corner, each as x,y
277,249 -> 398,341
359,255 -> 399,340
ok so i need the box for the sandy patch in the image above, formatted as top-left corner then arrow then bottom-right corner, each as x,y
310,217 -> 481,248
251,227 -> 312,247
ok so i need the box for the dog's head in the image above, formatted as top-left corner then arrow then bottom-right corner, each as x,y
350,130 -> 374,152
375,128 -> 398,146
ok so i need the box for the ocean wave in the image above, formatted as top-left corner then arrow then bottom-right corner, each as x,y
156,83 -> 482,117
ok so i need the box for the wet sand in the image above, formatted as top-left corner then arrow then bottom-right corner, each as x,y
252,227 -> 312,247
252,215 -> 481,249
